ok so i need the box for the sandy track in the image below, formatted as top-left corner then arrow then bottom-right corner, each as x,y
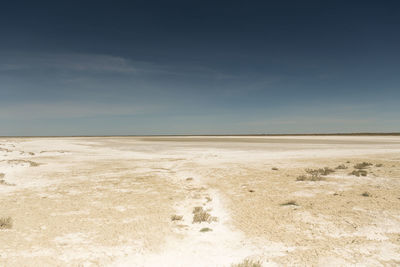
1,136 -> 400,266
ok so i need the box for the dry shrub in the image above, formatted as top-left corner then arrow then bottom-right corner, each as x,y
0,217 -> 12,229
232,259 -> 262,267
350,170 -> 367,177
375,164 -> 383,167
200,227 -> 212,232
170,215 -> 183,221
354,162 -> 373,169
272,167 -> 278,171
335,164 -> 348,170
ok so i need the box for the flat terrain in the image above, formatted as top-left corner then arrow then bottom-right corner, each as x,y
1,136 -> 400,266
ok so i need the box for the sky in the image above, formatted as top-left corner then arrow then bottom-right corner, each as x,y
0,0 -> 399,135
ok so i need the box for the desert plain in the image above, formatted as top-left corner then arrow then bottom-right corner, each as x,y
0,136 -> 400,266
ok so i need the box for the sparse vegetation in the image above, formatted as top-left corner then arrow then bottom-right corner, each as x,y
7,160 -> 40,167
280,200 -> 298,206
205,196 -> 212,202
354,162 -> 373,169
350,170 -> 368,177
200,227 -> 212,232
296,174 -> 324,181
335,164 -> 348,170
0,217 -> 12,229
170,215 -> 183,221
232,259 -> 262,267
375,163 -> 383,167
186,177 -> 193,181
248,189 -> 255,193
361,191 -> 371,197
272,167 -> 278,171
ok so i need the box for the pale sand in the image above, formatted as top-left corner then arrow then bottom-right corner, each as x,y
0,136 -> 400,266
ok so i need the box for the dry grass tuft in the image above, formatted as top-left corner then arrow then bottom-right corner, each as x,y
192,207 -> 217,223
0,173 -> 15,186
193,206 -> 203,214
375,163 -> 383,167
0,217 -> 12,229
296,174 -> 324,181
186,177 -> 194,181
272,167 -> 278,171
170,215 -> 183,221
29,161 -> 40,167
305,167 -> 335,176
350,170 -> 368,177
354,162 -> 373,169
232,259 -> 262,267
200,227 -> 213,232
297,167 -> 335,182
280,200 -> 298,206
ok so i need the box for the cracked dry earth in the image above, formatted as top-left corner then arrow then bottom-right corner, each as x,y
1,136 -> 400,266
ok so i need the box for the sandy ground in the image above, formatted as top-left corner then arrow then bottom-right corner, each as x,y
0,136 -> 400,266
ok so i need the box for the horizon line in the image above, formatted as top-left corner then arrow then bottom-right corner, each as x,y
1,132 -> 400,138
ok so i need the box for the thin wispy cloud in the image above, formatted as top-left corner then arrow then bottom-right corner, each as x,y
0,102 -> 163,119
0,52 -> 235,79
0,53 -> 136,73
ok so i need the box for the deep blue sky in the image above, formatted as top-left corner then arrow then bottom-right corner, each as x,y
0,0 -> 399,135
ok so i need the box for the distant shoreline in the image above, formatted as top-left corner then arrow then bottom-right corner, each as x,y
1,133 -> 400,138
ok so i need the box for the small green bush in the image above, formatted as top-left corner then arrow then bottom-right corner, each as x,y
280,200 -> 298,206
361,192 -> 371,197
